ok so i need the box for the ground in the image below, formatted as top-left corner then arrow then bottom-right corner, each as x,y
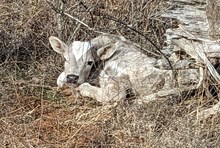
1,0 -> 220,147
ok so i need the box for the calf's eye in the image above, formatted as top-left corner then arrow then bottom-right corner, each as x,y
87,61 -> 93,66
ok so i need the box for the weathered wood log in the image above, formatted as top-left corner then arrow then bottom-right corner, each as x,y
162,0 -> 220,120
197,102 -> 220,120
206,0 -> 220,39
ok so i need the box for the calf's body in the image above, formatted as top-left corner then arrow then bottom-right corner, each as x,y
49,34 -> 199,103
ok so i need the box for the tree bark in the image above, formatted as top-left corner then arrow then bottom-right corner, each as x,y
206,0 -> 220,39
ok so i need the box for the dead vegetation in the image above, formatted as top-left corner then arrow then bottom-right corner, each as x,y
1,0 -> 220,147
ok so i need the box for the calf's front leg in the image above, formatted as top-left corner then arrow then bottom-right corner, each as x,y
77,82 -> 126,103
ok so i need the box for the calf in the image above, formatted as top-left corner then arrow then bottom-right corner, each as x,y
49,34 -> 200,103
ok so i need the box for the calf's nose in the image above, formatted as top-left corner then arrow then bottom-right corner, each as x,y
66,74 -> 79,84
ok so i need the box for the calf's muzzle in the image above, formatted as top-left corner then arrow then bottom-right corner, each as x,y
67,74 -> 79,84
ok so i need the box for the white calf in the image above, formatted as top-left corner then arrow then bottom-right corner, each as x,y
49,34 -> 199,103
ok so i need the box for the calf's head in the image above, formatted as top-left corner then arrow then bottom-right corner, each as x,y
49,36 -> 96,87
49,36 -> 117,88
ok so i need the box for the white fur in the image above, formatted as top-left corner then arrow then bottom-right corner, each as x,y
49,36 -> 94,87
70,41 -> 91,61
50,34 -> 200,103
57,72 -> 66,88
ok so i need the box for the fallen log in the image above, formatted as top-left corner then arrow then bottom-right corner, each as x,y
162,0 -> 220,120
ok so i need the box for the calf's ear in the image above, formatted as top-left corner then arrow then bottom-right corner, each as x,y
49,36 -> 68,54
97,44 -> 116,60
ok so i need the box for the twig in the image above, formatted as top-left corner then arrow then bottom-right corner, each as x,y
45,0 -> 173,69
96,12 -> 173,69
57,0 -> 65,39
63,12 -> 105,35
45,0 -> 105,35
78,1 -> 95,27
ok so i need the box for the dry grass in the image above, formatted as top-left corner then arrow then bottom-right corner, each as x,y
1,0 -> 220,147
